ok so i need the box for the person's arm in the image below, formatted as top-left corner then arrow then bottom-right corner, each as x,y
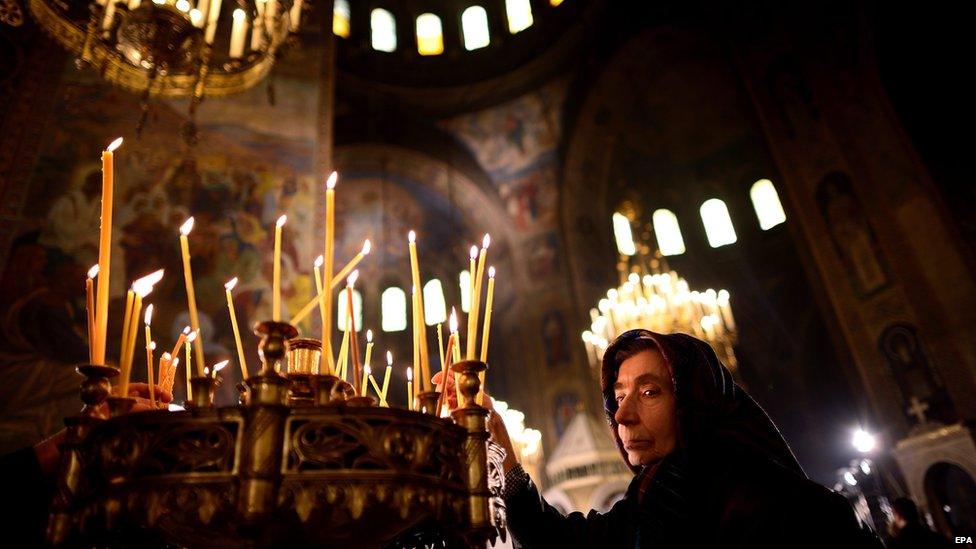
488,409 -> 633,548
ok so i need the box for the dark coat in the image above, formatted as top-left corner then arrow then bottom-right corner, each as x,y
504,330 -> 883,548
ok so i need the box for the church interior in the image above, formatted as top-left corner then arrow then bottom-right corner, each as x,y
0,0 -> 973,546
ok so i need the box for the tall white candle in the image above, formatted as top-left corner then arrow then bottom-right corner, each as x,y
229,8 -> 248,58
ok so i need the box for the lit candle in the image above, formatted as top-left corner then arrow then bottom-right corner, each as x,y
361,364 -> 371,398
101,0 -> 117,30
466,245 -> 476,334
185,329 -> 198,399
224,277 -> 248,380
381,351 -> 393,407
93,137 -> 122,366
86,264 -> 98,362
330,239 -> 371,290
179,217 -> 206,377
312,255 -> 326,342
158,351 -> 171,396
120,269 -> 163,398
480,266 -> 496,362
346,270 -> 361,394
146,341 -> 157,408
170,326 -> 191,365
321,172 -> 337,375
362,329 -> 374,396
407,231 -> 430,390
436,322 -> 445,372
335,322 -> 350,380
144,304 -> 155,406
289,0 -> 303,30
210,359 -> 229,379
229,8 -> 248,58
190,8 -> 203,27
468,234 -> 490,359
448,308 -> 461,404
204,0 -> 223,44
367,366 -> 382,398
411,286 -> 421,398
272,214 -> 287,321
406,366 -> 413,411
251,0 -> 266,49
717,289 -> 736,331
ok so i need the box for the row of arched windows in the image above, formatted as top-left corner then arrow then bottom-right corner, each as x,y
332,1 -> 564,54
335,275 -> 478,334
614,179 -> 788,256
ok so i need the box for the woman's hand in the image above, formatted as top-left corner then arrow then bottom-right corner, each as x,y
430,371 -> 519,472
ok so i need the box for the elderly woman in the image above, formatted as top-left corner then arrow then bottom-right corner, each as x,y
485,329 -> 882,547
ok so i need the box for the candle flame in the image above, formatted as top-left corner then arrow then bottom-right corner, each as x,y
347,269 -> 359,286
106,137 -> 123,152
179,217 -> 195,236
87,264 -> 100,279
386,351 -> 393,367
132,269 -> 164,297
364,364 -> 371,376
149,341 -> 157,350
276,214 -> 287,228
366,329 -> 373,343
314,255 -> 323,268
482,234 -> 491,249
144,304 -> 154,325
225,277 -> 239,291
162,351 -> 172,361
407,366 -> 413,381
326,171 -> 338,190
469,245 -> 478,259
172,357 -> 180,368
488,266 -> 496,278
449,307 -> 458,333
362,239 -> 372,255
187,330 -> 198,343
408,230 -> 416,244
182,326 -> 192,335
232,7 -> 245,19
212,359 -> 230,372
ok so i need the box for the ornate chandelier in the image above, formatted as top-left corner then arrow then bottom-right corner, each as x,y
28,0 -> 302,132
581,212 -> 739,373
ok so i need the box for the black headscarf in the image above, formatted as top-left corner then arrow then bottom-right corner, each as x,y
601,329 -> 804,477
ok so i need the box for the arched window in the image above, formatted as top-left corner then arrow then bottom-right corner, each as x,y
337,288 -> 363,332
612,212 -> 636,256
370,8 -> 396,52
459,270 -> 472,313
381,287 -> 407,332
333,0 -> 350,37
415,13 -> 444,56
461,6 -> 490,50
750,179 -> 787,230
505,0 -> 533,33
423,279 -> 448,325
700,199 -> 737,248
652,209 -> 686,256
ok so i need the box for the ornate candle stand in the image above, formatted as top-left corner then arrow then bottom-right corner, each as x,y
45,322 -> 497,547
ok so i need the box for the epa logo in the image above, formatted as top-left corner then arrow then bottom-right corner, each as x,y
956,536 -> 973,544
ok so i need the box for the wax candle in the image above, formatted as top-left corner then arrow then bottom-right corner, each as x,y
361,364 -> 371,398
185,329 -> 197,399
250,0 -> 265,48
321,172 -> 337,375
204,0 -> 223,44
86,264 -> 98,362
449,308 -> 461,405
289,0 -> 303,29
480,267 -> 495,362
144,304 -> 155,406
313,255 -> 326,344
330,239 -> 371,290
179,217 -> 206,377
381,351 -> 393,407
93,137 -> 122,365
436,323 -> 444,373
336,322 -> 350,380
368,368 -> 382,399
210,359 -> 229,379
363,329 -> 374,396
158,351 -> 171,396
146,341 -> 157,408
407,231 -> 430,390
467,234 -> 490,359
272,214 -> 286,321
346,270 -> 361,394
466,245 -> 476,339
120,270 -> 162,398
229,8 -> 247,58
170,326 -> 191,364
224,277 -> 248,380
406,366 -> 413,411
411,286 -> 421,398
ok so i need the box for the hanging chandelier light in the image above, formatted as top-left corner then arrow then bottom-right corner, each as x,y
581,210 -> 739,373
28,0 -> 303,132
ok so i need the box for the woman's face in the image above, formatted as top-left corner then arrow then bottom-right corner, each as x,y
613,349 -> 678,467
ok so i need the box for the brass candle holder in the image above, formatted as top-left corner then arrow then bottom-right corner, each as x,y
45,326 -> 497,547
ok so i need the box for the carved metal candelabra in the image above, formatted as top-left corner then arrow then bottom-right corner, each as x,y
45,321 -> 496,547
